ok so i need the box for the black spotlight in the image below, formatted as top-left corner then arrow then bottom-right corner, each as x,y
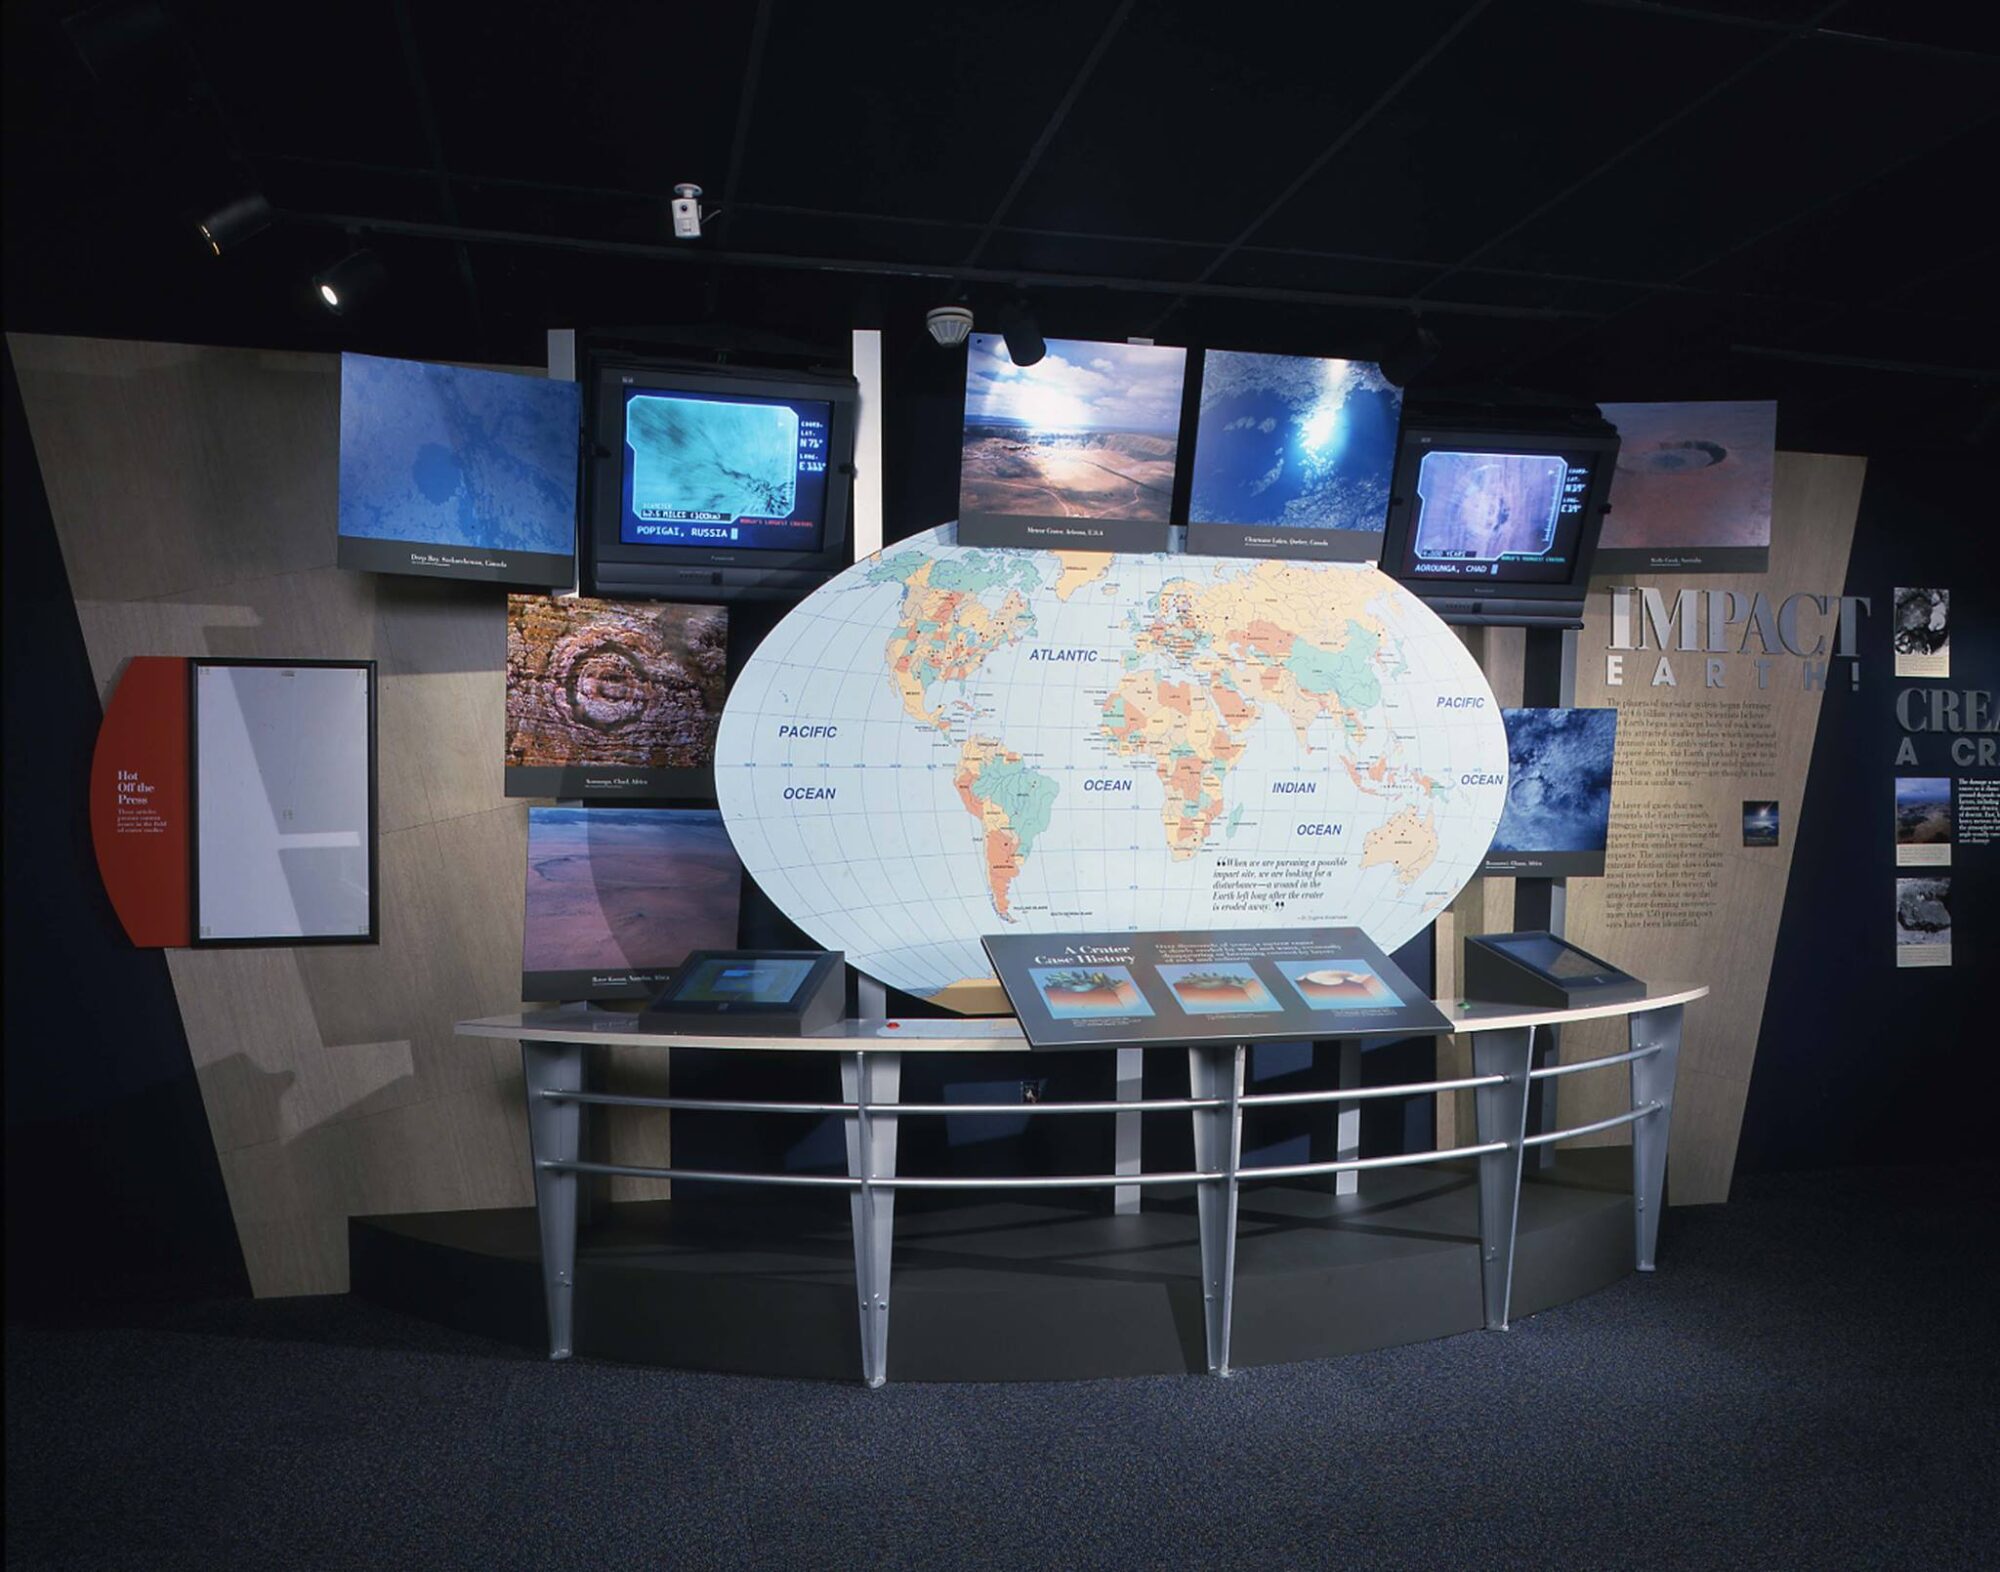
197,192 -> 272,255
312,249 -> 387,314
998,298 -> 1045,368
1379,319 -> 1441,389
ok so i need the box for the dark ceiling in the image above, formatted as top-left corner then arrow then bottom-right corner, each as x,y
6,0 -> 1998,450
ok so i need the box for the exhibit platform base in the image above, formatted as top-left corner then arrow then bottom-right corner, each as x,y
350,1150 -> 1640,1381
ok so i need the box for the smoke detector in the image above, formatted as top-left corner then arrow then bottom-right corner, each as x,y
926,305 -> 974,347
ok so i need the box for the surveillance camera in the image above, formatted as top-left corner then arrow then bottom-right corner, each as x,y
671,183 -> 703,240
926,305 -> 974,347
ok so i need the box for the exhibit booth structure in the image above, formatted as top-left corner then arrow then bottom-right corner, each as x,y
40,327 -> 1852,1386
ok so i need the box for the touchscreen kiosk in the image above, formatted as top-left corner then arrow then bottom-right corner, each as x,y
642,950 -> 845,1036
1463,931 -> 1646,1009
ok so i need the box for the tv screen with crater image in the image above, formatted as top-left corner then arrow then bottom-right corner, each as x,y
505,594 -> 726,798
619,387 -> 832,553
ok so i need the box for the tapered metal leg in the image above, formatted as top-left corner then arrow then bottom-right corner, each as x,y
1527,1024 -> 1561,1172
842,1050 -> 901,1388
1188,1043 -> 1246,1376
522,1039 -> 584,1360
1334,1039 -> 1362,1197
1628,1005 -> 1684,1272
1471,1026 -> 1533,1331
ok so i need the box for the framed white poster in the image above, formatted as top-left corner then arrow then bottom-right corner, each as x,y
190,659 -> 378,945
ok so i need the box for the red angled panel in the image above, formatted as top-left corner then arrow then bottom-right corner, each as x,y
90,656 -> 191,947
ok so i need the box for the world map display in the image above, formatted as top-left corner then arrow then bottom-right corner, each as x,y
714,524 -> 1507,1009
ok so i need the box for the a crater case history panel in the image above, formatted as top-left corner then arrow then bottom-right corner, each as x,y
714,523 -> 1507,1007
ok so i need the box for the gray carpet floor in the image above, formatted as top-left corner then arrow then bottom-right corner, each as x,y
7,1164 -> 1997,1571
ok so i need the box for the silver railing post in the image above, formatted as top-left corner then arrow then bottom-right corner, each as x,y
1188,1042 -> 1247,1376
841,1049 -> 901,1387
522,1039 -> 584,1360
1471,1026 -> 1534,1331
1528,1022 -> 1561,1171
1627,1006 -> 1684,1271
1113,1047 -> 1144,1215
1334,1039 -> 1362,1198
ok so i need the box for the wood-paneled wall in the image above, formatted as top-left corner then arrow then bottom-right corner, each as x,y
15,331 -> 1858,1284
1454,452 -> 1865,1204
10,333 -> 667,1296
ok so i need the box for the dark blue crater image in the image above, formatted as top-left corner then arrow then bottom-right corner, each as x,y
1490,708 -> 1618,854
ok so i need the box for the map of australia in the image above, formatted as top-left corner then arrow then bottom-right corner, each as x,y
714,524 -> 1506,1009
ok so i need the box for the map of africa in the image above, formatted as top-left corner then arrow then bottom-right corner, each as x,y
338,353 -> 579,556
715,524 -> 1507,1010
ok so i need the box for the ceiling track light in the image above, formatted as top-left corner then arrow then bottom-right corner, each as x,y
197,191 -> 272,255
312,248 -> 387,314
925,304 -> 974,347
998,298 -> 1045,368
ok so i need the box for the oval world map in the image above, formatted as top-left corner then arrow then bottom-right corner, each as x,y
715,524 -> 1508,1010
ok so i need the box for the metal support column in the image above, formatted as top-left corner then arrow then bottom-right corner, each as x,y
1334,1040 -> 1362,1198
1113,1047 -> 1144,1215
1628,1005 -> 1684,1272
1187,1043 -> 1247,1376
841,1049 -> 902,1388
577,1042 -> 608,1226
522,1039 -> 584,1360
1471,1026 -> 1534,1331
1527,1024 -> 1560,1172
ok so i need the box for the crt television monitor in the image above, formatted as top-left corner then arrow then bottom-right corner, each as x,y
584,359 -> 858,602
1378,423 -> 1618,628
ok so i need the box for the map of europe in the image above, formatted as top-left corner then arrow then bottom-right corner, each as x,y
715,524 -> 1508,1010
338,353 -> 579,556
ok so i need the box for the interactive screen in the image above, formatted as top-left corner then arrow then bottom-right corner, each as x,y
337,353 -> 579,586
1399,448 -> 1598,586
1483,708 -> 1617,877
669,955 -> 818,1006
521,807 -> 742,1001
1489,934 -> 1618,981
1187,351 -> 1401,559
192,661 -> 375,944
958,334 -> 1187,551
505,594 -> 726,799
618,388 -> 831,554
